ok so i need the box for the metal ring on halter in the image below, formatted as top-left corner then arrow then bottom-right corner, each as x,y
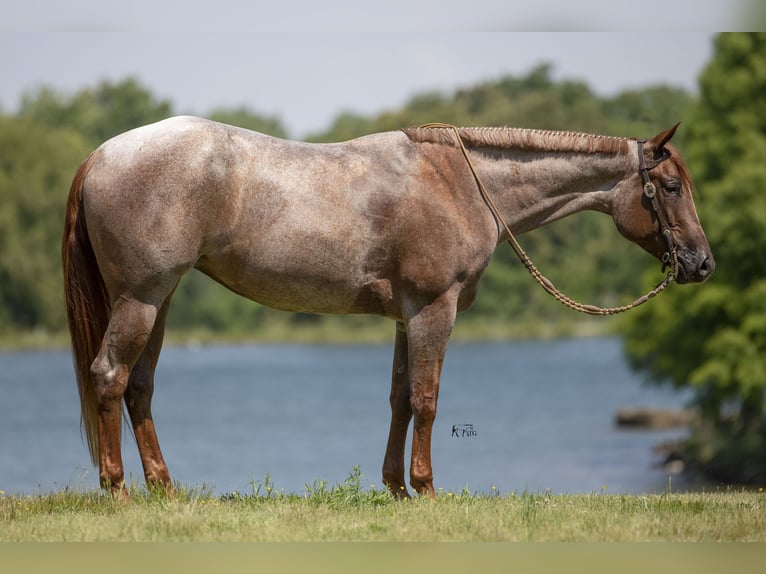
643,182 -> 657,198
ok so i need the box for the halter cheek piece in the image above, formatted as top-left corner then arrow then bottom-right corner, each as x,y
636,140 -> 678,278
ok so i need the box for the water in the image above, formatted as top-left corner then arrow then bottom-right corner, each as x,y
0,337 -> 699,496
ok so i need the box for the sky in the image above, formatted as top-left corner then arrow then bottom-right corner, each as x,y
0,1 -> 747,138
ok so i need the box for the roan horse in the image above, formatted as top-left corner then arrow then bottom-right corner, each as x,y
62,117 -> 714,498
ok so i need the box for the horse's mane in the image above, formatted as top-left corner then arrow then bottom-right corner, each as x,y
402,125 -> 698,194
403,126 -> 630,155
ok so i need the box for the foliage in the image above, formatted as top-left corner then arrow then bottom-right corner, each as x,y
0,117 -> 90,332
312,64 -> 693,144
20,77 -> 173,147
619,33 -> 766,484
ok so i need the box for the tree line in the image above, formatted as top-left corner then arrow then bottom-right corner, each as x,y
1,34 -> 763,483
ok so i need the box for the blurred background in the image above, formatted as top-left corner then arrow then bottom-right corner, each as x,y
1,5 -> 764,493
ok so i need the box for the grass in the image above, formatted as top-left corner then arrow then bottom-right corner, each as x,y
2,467 -> 765,542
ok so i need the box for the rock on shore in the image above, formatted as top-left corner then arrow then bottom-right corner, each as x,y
614,407 -> 694,429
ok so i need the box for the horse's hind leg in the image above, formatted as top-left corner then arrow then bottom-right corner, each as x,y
124,295 -> 174,490
382,322 -> 413,498
90,294 -> 161,494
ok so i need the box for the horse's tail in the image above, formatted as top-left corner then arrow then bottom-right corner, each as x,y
62,150 -> 109,466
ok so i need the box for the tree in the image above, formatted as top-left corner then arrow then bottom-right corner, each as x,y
20,77 -> 173,147
0,117 -> 90,332
619,33 -> 766,484
604,86 -> 695,147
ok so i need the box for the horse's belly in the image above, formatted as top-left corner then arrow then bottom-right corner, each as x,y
195,255 -> 384,316
239,279 -> 359,314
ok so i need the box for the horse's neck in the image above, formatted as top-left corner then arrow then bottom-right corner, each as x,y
471,144 -> 637,239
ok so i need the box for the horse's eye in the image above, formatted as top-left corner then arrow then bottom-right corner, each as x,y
664,180 -> 682,194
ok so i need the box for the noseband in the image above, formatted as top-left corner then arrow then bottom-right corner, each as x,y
416,123 -> 679,316
637,140 -> 679,279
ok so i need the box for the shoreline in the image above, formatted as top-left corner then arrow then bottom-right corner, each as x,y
0,317 -> 616,352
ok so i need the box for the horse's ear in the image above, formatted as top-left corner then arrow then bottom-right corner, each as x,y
647,122 -> 681,158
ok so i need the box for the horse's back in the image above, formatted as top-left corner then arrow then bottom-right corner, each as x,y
86,115 -> 413,221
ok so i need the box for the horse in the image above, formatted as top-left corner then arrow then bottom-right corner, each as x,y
62,116 -> 714,498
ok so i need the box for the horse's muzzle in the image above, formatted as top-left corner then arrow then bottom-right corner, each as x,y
676,250 -> 715,284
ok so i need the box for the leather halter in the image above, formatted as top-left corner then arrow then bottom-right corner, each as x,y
636,140 -> 678,277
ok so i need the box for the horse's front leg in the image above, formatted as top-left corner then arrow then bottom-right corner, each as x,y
404,292 -> 458,497
382,322 -> 412,498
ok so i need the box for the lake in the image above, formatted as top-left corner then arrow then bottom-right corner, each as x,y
0,337 -> 702,496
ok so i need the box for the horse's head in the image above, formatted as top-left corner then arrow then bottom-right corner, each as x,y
613,124 -> 714,285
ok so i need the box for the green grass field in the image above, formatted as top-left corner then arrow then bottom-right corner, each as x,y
2,469 -> 764,542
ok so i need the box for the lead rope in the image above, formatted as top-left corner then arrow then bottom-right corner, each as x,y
418,123 -> 678,316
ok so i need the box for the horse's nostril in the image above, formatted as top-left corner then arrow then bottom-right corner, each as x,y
698,256 -> 714,278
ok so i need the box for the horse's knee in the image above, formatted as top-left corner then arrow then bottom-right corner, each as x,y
410,395 -> 437,425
